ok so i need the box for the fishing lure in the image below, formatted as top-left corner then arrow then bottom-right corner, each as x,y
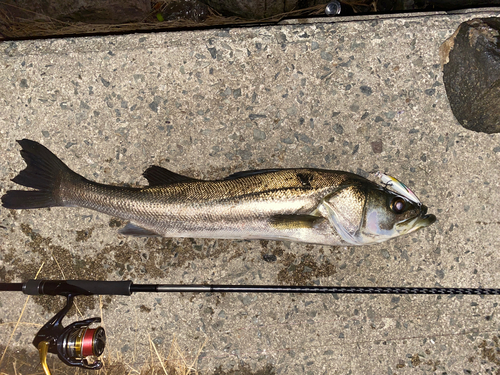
374,171 -> 421,205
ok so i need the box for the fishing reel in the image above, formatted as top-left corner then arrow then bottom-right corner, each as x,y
33,294 -> 106,375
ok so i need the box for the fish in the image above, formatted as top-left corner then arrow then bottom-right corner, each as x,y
1,139 -> 436,246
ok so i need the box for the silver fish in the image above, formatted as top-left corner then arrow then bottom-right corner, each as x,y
2,140 -> 436,246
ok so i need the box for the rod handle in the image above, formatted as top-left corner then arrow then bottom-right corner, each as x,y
23,280 -> 132,296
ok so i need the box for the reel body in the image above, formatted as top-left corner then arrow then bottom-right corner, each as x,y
33,294 -> 106,374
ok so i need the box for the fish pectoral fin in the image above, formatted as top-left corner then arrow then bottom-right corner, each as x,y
119,222 -> 161,237
143,166 -> 200,186
321,200 -> 360,245
269,215 -> 325,230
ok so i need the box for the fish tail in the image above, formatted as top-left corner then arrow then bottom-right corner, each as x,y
2,139 -> 80,209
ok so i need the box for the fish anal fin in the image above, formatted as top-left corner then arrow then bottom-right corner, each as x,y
119,222 -> 160,237
269,215 -> 324,230
143,166 -> 198,186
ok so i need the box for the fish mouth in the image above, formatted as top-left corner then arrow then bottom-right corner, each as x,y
396,205 -> 437,233
417,205 -> 437,226
415,213 -> 437,228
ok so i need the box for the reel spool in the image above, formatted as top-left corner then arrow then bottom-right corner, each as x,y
33,294 -> 106,375
62,324 -> 106,360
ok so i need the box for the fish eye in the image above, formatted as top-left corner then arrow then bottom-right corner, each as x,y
390,198 -> 405,214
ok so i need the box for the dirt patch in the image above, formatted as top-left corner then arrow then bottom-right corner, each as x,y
0,345 -> 66,374
0,345 -> 127,374
76,227 -> 94,242
411,353 -> 421,367
0,344 -> 150,375
8,221 -> 338,314
4,223 -> 256,313
396,359 -> 406,369
276,250 -> 337,285
395,351 -> 441,372
479,337 -> 500,367
6,224 -> 189,313
260,240 -> 284,263
2,223 -> 114,314
109,218 -> 124,228
138,237 -> 246,272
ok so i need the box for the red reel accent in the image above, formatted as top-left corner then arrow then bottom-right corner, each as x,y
81,328 -> 98,357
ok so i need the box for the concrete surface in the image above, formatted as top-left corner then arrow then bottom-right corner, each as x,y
1,7 -> 500,375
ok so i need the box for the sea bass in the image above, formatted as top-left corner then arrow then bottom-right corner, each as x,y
1,140 -> 436,246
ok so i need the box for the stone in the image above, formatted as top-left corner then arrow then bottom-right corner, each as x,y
442,18 -> 500,134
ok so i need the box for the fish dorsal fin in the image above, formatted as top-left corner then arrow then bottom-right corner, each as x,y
143,166 -> 199,186
119,222 -> 160,237
225,169 -> 283,180
269,214 -> 325,230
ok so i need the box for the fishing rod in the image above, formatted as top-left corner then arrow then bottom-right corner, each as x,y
2,279 -> 499,374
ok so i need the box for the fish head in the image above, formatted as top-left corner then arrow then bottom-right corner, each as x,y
359,186 -> 436,244
321,181 -> 436,245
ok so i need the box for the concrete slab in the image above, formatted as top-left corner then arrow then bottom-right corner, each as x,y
1,7 -> 500,375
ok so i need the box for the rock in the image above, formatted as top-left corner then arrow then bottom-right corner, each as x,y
442,18 -> 500,134
0,0 -> 151,24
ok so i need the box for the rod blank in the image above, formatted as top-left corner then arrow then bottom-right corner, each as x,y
149,285 -> 500,295
0,283 -> 22,292
1,281 -> 499,296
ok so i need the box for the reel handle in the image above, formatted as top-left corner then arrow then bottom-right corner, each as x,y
37,341 -> 51,375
